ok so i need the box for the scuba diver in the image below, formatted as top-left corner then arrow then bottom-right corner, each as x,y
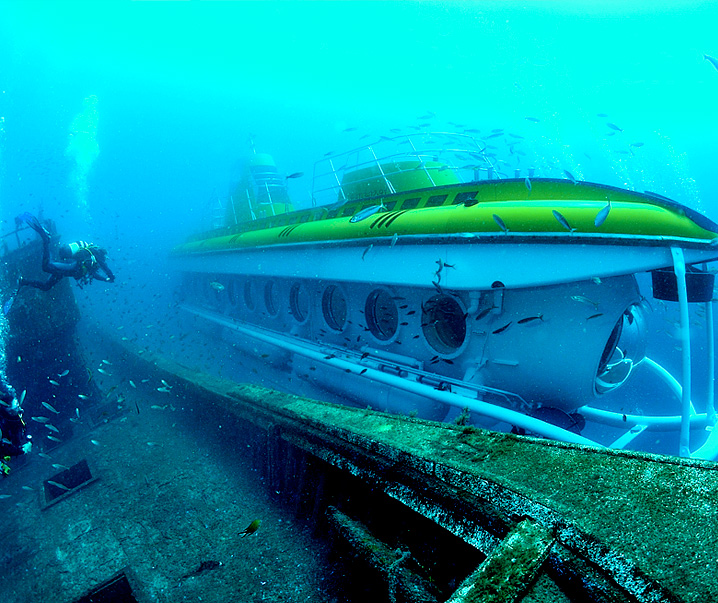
14,212 -> 115,293
0,375 -> 31,476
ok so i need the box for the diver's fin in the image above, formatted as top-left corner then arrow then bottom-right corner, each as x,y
16,212 -> 49,239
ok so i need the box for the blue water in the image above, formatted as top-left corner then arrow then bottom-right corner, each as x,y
1,1 -> 718,456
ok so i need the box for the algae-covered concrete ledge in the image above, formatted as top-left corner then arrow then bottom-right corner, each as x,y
102,331 -> 718,602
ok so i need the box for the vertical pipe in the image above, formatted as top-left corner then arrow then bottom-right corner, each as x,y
671,247 -> 692,457
707,300 -> 716,422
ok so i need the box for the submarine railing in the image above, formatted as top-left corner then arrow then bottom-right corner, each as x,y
183,301 -> 718,459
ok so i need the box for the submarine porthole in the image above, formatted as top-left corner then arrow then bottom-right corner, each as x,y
244,281 -> 256,310
322,285 -> 347,331
289,282 -> 310,323
264,281 -> 280,317
365,289 -> 398,341
422,295 -> 467,354
595,303 -> 647,395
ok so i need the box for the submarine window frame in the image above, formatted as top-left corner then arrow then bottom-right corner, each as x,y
264,281 -> 280,317
400,197 -> 420,210
244,280 -> 256,311
425,194 -> 449,208
289,282 -> 310,324
365,288 -> 399,342
321,284 -> 348,332
421,294 -> 468,355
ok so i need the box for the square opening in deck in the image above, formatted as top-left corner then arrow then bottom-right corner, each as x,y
73,572 -> 138,603
42,459 -> 97,509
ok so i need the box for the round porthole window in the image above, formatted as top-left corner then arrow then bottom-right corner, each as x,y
264,281 -> 280,317
244,281 -> 255,310
322,285 -> 347,331
365,289 -> 398,341
289,282 -> 310,323
421,295 -> 467,354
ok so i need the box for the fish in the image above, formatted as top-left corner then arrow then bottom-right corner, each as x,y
342,127 -> 358,132
525,116 -> 540,122
704,54 -> 718,72
517,315 -> 544,324
52,464 -> 69,470
22,486 -> 34,491
31,416 -> 50,423
594,201 -> 611,228
151,405 -> 168,410
629,142 -> 644,148
586,313 -> 605,320
78,394 -> 90,400
129,380 -> 137,388
571,295 -> 600,310
524,177 -> 531,192
47,480 -> 70,491
390,233 -> 399,248
362,244 -> 373,261
102,360 -> 112,365
58,370 -> 69,378
0,494 -> 11,499
97,368 -> 111,376
240,519 -> 262,537
492,214 -> 509,234
45,424 -> 60,433
552,210 -> 574,232
492,322 -> 513,335
42,402 -> 60,414
181,560 -> 223,580
350,203 -> 386,223
157,387 -> 171,393
90,439 -> 101,446
209,281 -> 225,292
563,169 -> 577,184
19,390 -> 26,405
607,122 -> 623,132
161,379 -> 172,389
49,380 -> 60,387
47,435 -> 62,442
286,172 -> 304,179
591,277 -> 602,285
475,306 -> 496,321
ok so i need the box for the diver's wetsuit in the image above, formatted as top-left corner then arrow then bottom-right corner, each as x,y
20,227 -> 115,291
0,377 -> 28,461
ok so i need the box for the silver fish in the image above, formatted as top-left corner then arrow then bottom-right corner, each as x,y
47,480 -> 70,491
524,177 -> 531,192
390,233 -> 399,248
161,379 -> 172,389
42,402 -> 60,414
58,370 -> 69,378
704,54 -> 718,72
19,390 -> 26,405
90,439 -> 101,446
552,210 -> 574,232
52,464 -> 69,471
571,295 -> 600,310
209,281 -> 225,292
97,368 -> 111,376
78,394 -> 90,400
45,424 -> 60,433
129,380 -> 137,388
607,122 -> 623,132
362,244 -> 373,261
49,380 -> 60,387
47,435 -> 62,442
350,203 -> 386,223
286,172 -> 304,179
594,201 -> 611,228
563,170 -> 577,184
493,214 -> 509,234
157,387 -> 171,393
31,416 -> 50,423
102,360 -> 112,365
